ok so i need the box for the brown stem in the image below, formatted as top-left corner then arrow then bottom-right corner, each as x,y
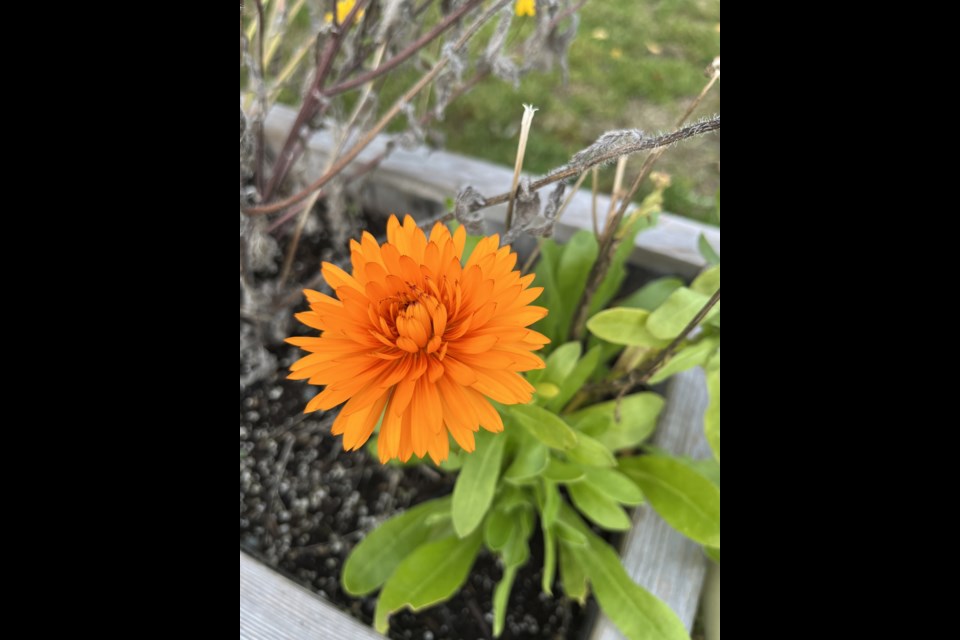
590,287 -> 720,399
245,0 -> 511,218
568,73 -> 721,341
480,117 -> 720,209
248,115 -> 719,218
323,0 -> 485,97
262,0 -> 370,201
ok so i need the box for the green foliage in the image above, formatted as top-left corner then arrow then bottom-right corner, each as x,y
567,392 -> 663,451
374,531 -> 483,633
619,277 -> 685,311
647,287 -> 714,339
587,308 -> 671,348
345,251 -> 722,640
508,404 -> 579,450
342,497 -> 452,596
589,214 -> 657,317
452,431 -> 507,537
620,455 -> 721,548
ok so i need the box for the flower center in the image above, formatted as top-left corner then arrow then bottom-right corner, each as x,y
381,285 -> 447,355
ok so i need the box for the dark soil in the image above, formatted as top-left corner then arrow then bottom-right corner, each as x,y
239,353 -> 595,640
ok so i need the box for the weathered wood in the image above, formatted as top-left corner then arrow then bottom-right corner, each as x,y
591,368 -> 713,639
240,551 -> 383,639
263,105 -> 719,278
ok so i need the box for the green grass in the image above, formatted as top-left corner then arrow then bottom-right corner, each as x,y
433,0 -> 721,222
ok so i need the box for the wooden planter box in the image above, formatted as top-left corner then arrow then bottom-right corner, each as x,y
240,105 -> 720,640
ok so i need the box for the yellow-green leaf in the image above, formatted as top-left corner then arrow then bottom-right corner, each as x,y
620,456 -> 720,547
587,308 -> 672,347
509,404 -> 579,450
568,482 -> 631,530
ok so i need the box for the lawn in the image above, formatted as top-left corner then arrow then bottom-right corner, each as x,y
434,0 -> 720,222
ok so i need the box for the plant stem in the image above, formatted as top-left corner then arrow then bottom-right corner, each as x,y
248,114 -> 719,218
262,0 -> 370,201
593,287 -> 720,398
245,0 -> 512,218
323,0 -> 485,97
568,70 -> 721,341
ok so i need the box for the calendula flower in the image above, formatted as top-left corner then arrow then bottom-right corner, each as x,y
288,215 -> 549,464
325,0 -> 365,24
515,0 -> 536,17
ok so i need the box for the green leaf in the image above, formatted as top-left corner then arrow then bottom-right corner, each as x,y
558,541 -> 589,603
493,565 -> 518,637
504,442 -> 549,484
620,456 -> 721,547
647,287 -> 710,340
648,337 -> 718,384
559,504 -> 689,640
545,345 -> 603,413
496,485 -> 534,512
542,342 -> 582,386
691,264 -> 720,296
541,480 -> 561,527
584,533 -> 689,640
705,547 -> 720,564
533,477 -> 560,526
543,456 -> 586,482
567,393 -> 664,452
568,481 -> 632,530
555,231 -> 600,341
452,433 -> 507,537
565,432 -> 617,468
532,240 -> 563,347
555,519 -> 588,547
502,507 -> 535,567
704,369 -> 720,461
686,457 -> 721,487
484,508 -> 512,552
509,404 -> 579,450
343,497 -> 451,596
542,523 -> 557,595
374,532 -> 483,633
698,234 -> 720,266
619,277 -> 685,311
590,214 -> 654,316
587,308 -> 671,348
579,468 -> 645,505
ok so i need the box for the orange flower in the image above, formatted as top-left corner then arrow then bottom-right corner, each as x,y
288,215 -> 549,464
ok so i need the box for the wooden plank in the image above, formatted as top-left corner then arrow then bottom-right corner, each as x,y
240,550 -> 383,640
591,368 -> 713,639
263,105 -> 719,278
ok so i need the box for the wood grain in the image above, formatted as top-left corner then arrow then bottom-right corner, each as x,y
240,551 -> 383,639
590,368 -> 713,639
